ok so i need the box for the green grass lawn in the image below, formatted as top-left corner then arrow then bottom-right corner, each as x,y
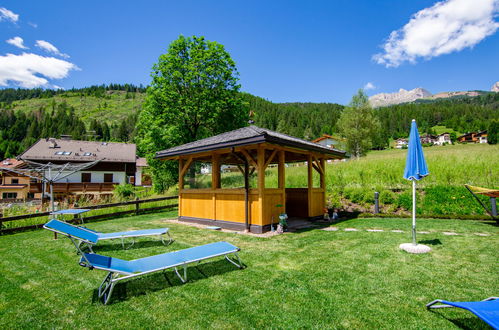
0,211 -> 497,328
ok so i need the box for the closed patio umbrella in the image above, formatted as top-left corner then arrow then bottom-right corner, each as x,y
400,119 -> 431,254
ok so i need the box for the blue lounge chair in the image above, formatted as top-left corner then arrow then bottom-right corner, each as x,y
427,297 -> 499,329
79,241 -> 243,304
43,219 -> 173,251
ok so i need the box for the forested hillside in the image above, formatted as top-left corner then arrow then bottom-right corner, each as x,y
243,93 -> 344,140
245,92 -> 498,147
0,85 -> 142,158
0,85 -> 497,160
377,92 -> 499,139
1,84 -> 145,124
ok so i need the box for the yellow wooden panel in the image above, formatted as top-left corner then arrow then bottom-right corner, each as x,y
215,193 -> 260,225
309,189 -> 325,217
262,190 -> 285,226
180,193 -> 214,219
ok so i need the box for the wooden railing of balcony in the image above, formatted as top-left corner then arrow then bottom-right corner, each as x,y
29,182 -> 117,193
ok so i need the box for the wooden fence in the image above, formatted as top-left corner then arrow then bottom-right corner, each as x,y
0,196 -> 178,234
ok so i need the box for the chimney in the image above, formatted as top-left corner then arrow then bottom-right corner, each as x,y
48,138 -> 58,149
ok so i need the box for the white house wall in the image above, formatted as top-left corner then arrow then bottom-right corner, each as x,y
48,171 -> 127,184
135,168 -> 142,186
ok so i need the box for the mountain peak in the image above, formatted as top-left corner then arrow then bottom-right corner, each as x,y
369,87 -> 432,107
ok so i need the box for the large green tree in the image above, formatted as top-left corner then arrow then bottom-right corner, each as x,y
136,35 -> 247,192
337,89 -> 381,158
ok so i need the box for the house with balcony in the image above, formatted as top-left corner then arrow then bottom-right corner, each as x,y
476,130 -> 488,143
457,132 -> 478,143
0,158 -> 41,202
434,133 -> 452,146
419,134 -> 437,145
18,138 -> 138,199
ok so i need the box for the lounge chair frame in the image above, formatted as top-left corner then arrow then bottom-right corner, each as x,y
43,219 -> 173,252
427,297 -> 499,329
79,243 -> 244,304
426,296 -> 498,309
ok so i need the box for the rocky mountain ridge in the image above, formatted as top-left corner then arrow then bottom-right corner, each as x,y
369,81 -> 498,107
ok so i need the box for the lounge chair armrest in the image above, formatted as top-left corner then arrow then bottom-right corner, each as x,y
426,300 -> 453,309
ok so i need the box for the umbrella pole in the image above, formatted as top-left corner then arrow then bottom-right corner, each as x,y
412,180 -> 416,245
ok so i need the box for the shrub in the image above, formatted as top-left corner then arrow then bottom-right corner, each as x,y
379,190 -> 396,204
114,184 -> 136,201
396,190 -> 413,210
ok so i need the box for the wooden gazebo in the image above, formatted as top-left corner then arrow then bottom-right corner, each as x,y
156,126 -> 347,233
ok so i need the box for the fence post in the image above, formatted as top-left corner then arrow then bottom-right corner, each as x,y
135,197 -> 140,215
374,192 -> 380,214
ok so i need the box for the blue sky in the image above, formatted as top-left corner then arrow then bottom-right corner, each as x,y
0,0 -> 498,104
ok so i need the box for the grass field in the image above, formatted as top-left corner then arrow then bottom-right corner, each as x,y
1,210 -> 497,328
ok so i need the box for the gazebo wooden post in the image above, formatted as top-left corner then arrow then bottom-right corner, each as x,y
244,159 -> 250,231
257,147 -> 266,227
211,154 -> 220,221
278,150 -> 286,214
320,157 -> 326,209
307,154 -> 313,217
178,158 -> 184,190
178,158 -> 184,216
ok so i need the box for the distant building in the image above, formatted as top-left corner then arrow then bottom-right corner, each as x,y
419,134 -> 436,145
395,138 -> 408,149
457,132 -> 477,143
0,158 -> 41,202
457,131 -> 487,144
476,130 -> 488,144
312,134 -> 347,151
18,138 -> 138,199
134,157 -> 150,186
434,133 -> 452,146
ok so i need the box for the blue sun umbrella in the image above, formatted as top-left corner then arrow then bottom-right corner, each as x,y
403,119 -> 429,245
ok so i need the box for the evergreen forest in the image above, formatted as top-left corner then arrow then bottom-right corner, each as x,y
0,85 -> 497,160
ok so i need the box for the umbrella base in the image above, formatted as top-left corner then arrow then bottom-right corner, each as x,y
399,243 -> 431,254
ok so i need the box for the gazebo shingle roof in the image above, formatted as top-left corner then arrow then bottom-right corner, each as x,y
155,126 -> 347,159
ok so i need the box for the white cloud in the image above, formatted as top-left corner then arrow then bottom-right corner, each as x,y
0,53 -> 78,88
6,36 -> 28,49
0,7 -> 19,23
364,82 -> 376,90
35,40 -> 69,58
28,22 -> 38,28
373,0 -> 499,67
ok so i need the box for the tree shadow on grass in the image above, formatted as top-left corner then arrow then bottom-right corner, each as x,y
91,258 -> 245,305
